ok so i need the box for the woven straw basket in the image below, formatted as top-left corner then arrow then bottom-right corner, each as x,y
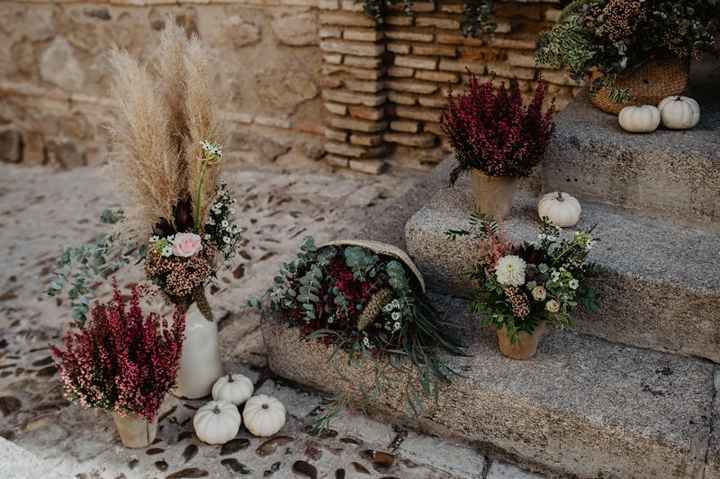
591,59 -> 690,115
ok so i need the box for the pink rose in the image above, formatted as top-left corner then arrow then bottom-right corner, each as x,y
172,233 -> 203,257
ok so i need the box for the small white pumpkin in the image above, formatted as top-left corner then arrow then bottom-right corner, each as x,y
537,192 -> 582,228
242,395 -> 286,437
618,105 -> 660,133
212,374 -> 254,406
658,96 -> 700,130
193,400 -> 241,445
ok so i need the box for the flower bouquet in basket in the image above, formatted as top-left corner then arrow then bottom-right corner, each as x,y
536,0 -> 719,113
252,238 -> 467,425
441,73 -> 556,221
105,21 -> 241,397
52,283 -> 184,448
448,215 -> 600,360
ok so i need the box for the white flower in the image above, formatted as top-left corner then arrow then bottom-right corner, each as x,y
362,336 -> 372,348
495,255 -> 526,287
383,304 -> 392,313
161,246 -> 173,257
221,220 -> 229,228
546,300 -> 561,313
531,286 -> 547,301
551,271 -> 560,282
150,235 -> 159,242
391,299 -> 400,308
538,263 -> 549,274
223,236 -> 231,244
569,279 -> 579,290
391,312 -> 401,321
393,321 -> 401,332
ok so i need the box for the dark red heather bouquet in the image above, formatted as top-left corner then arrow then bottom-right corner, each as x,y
52,283 -> 185,421
441,73 -> 556,185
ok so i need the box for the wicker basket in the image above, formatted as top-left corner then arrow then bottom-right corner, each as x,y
590,59 -> 690,115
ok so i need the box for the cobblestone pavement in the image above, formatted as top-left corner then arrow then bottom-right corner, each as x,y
0,162 -> 543,479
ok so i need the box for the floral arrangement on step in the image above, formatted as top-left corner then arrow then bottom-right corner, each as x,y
250,237 -> 467,420
447,215 -> 600,342
105,21 -> 240,318
52,282 -> 185,421
535,0 -> 720,102
441,72 -> 556,185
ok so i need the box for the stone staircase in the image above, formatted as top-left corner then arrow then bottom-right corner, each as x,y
264,64 -> 720,478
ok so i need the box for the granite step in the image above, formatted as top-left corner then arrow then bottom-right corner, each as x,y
539,63 -> 720,229
404,184 -> 720,363
262,299 -> 719,479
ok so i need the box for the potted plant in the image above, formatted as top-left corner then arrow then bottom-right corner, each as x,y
447,215 -> 599,360
536,0 -> 719,114
107,23 -> 241,398
251,238 -> 467,425
441,73 -> 556,221
52,283 -> 185,448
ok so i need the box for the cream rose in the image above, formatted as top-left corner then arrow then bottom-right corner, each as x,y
172,232 -> 203,257
531,286 -> 547,301
545,299 -> 560,313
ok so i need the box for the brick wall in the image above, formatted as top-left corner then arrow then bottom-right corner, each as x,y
0,0 -> 580,172
319,0 -> 582,173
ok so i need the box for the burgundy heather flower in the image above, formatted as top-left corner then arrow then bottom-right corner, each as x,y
441,72 -> 556,185
52,281 -> 185,421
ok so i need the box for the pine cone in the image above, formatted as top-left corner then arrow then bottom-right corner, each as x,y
357,288 -> 393,331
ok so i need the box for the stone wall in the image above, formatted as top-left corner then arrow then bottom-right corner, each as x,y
0,0 -> 325,168
0,0 -> 578,172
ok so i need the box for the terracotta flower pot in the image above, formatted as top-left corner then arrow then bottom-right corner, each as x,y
496,321 -> 546,360
470,170 -> 518,221
113,412 -> 158,448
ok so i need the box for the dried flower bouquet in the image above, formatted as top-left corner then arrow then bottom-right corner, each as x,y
448,215 -> 600,358
107,21 -> 240,318
252,238 -> 467,423
536,0 -> 720,105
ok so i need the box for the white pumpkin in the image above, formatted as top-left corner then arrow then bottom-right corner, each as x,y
242,395 -> 286,437
212,374 -> 254,406
618,105 -> 660,133
193,400 -> 241,445
537,192 -> 582,228
659,96 -> 700,130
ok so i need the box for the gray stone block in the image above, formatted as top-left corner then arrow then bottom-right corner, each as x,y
541,89 -> 720,228
707,369 -> 720,479
262,308 -> 716,479
405,185 -> 720,362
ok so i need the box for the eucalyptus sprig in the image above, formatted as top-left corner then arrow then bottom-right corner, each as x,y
47,209 -> 141,325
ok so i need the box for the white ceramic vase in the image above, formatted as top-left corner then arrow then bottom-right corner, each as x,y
173,301 -> 223,399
